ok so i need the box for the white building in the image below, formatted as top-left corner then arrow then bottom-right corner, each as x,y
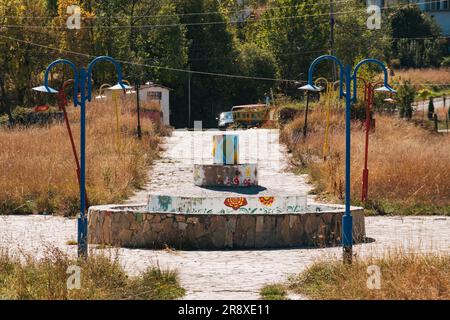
415,0 -> 450,36
137,83 -> 171,126
367,0 -> 450,36
104,82 -> 171,126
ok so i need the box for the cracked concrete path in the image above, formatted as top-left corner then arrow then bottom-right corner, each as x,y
1,129 -> 449,299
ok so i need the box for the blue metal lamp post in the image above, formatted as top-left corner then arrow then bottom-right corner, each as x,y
35,56 -> 128,258
300,55 -> 395,263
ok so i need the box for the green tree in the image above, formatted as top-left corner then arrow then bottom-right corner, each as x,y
397,80 -> 415,119
389,5 -> 445,67
45,0 -> 58,15
175,0 -> 240,127
253,0 -> 328,85
233,43 -> 279,104
428,97 -> 435,120
334,0 -> 390,66
0,0 -> 57,111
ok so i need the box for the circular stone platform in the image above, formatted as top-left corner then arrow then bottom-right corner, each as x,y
88,203 -> 365,249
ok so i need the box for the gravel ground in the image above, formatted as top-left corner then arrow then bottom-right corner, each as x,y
1,129 -> 449,300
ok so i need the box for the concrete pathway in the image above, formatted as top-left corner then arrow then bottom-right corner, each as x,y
126,129 -> 314,202
1,215 -> 449,299
1,129 -> 449,299
415,97 -> 447,112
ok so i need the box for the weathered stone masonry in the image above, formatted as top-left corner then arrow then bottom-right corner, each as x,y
88,206 -> 366,249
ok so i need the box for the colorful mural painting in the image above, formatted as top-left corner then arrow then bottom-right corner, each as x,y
224,197 -> 248,210
193,164 -> 258,187
213,134 -> 239,165
259,197 -> 275,206
195,134 -> 258,188
147,194 -> 308,214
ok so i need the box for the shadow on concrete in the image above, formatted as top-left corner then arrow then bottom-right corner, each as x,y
362,237 -> 376,244
118,238 -> 378,252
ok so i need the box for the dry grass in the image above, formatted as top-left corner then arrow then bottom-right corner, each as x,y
287,252 -> 450,300
393,68 -> 450,86
281,108 -> 450,214
0,100 -> 165,216
0,247 -> 185,300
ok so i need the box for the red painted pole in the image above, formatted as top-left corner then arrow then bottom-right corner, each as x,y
58,81 -> 89,207
361,84 -> 372,202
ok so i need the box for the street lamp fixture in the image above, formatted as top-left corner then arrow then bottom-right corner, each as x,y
33,79 -> 90,208
299,83 -> 322,92
34,56 -> 127,258
108,83 -> 133,91
32,85 -> 58,94
304,55 -> 394,264
299,84 -> 322,138
314,77 -> 334,159
358,81 -> 396,203
108,83 -> 133,152
374,85 -> 396,93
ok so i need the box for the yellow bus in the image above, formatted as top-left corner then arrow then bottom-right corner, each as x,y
231,104 -> 275,127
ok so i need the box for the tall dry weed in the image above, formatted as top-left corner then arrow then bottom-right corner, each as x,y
0,100 -> 163,215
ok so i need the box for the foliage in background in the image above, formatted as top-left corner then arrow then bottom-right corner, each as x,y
0,0 -> 449,128
441,56 -> 450,68
252,0 -> 328,93
234,43 -> 279,104
388,5 -> 446,68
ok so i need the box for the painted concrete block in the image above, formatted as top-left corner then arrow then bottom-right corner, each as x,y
147,194 -> 308,214
194,164 -> 258,187
213,135 -> 239,165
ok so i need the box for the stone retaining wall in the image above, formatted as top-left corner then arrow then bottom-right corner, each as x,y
88,206 -> 366,249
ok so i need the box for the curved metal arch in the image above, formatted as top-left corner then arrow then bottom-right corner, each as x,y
352,58 -> 394,102
44,59 -> 79,106
98,83 -> 112,97
86,56 -> 124,101
307,55 -> 345,98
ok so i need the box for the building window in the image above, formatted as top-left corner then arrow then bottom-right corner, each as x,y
425,0 -> 450,11
147,91 -> 162,101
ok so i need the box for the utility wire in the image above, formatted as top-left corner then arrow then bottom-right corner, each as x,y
2,34 -> 450,87
0,34 -> 306,83
2,27 -> 331,61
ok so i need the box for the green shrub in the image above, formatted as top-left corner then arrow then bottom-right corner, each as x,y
441,56 -> 450,68
397,81 -> 415,119
428,97 -> 435,120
